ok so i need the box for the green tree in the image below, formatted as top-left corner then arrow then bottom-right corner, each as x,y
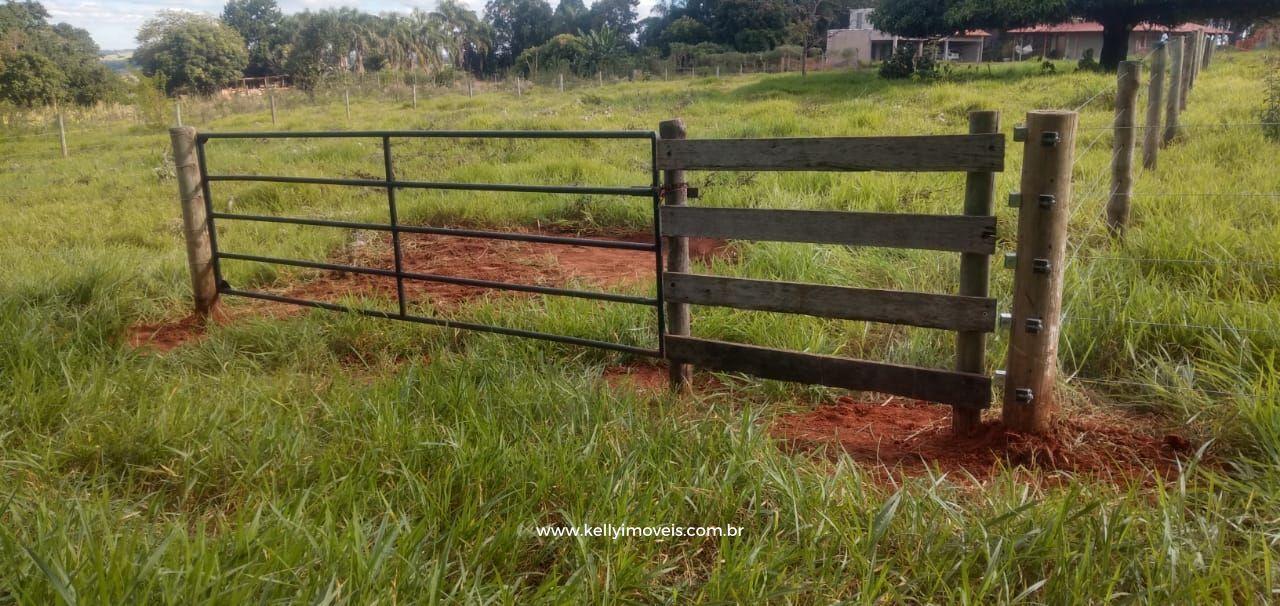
874,0 -> 1280,71
660,16 -> 712,51
134,11 -> 248,95
587,0 -> 640,39
222,0 -> 285,77
484,0 -> 554,68
0,50 -> 63,106
713,0 -> 788,50
553,0 -> 590,35
0,0 -> 119,105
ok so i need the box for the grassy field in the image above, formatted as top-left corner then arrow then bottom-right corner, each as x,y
2,53 -> 1279,603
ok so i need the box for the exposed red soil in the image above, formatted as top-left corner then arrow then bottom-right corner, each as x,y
127,228 -> 729,351
772,396 -> 1198,485
602,363 -> 670,393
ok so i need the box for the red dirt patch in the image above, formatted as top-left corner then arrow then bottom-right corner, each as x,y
772,396 -> 1197,485
128,306 -> 240,352
127,229 -> 729,351
603,363 -> 670,393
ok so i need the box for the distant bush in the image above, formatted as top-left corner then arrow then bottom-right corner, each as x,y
879,45 -> 916,79
130,73 -> 169,128
878,44 -> 945,80
1077,49 -> 1102,72
1264,56 -> 1280,142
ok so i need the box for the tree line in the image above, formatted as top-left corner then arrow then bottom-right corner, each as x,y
1,1 -> 119,107
127,0 -> 871,96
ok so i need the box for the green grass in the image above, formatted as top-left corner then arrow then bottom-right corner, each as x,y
2,53 -> 1279,603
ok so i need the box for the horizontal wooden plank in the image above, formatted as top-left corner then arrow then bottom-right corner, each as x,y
655,134 -> 1005,172
665,336 -> 991,408
660,206 -> 996,254
664,273 -> 996,332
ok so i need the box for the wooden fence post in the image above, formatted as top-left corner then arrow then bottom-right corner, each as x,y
1163,37 -> 1184,146
412,84 -> 418,108
1107,61 -> 1141,235
954,110 -> 999,436
57,111 -> 68,159
598,71 -> 603,86
467,76 -> 474,98
1142,43 -> 1166,169
175,100 -> 182,126
1193,31 -> 1206,83
1180,34 -> 1195,109
1203,36 -> 1215,69
516,77 -> 522,97
269,91 -> 277,125
659,118 -> 692,390
559,73 -> 564,92
344,88 -> 351,121
169,126 -> 219,318
1003,110 -> 1078,433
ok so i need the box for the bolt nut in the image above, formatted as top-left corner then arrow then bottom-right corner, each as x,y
1008,193 -> 1022,207
1032,258 -> 1052,274
1040,131 -> 1061,147
1004,253 -> 1018,269
1037,194 -> 1056,209
1014,388 -> 1035,403
1025,318 -> 1044,334
1013,126 -> 1028,142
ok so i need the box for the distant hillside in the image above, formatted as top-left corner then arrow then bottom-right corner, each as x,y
99,49 -> 134,74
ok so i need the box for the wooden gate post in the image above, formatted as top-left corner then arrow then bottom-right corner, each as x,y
1142,43 -> 1166,169
659,118 -> 692,390
1107,61 -> 1141,235
269,90 -> 278,125
1203,36 -> 1215,69
954,110 -> 999,436
169,127 -> 219,318
1163,37 -> 1184,146
1003,111 -> 1078,433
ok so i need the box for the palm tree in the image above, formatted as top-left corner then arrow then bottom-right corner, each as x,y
580,27 -> 627,75
408,8 -> 447,73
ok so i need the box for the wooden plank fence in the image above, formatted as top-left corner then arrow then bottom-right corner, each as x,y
657,114 -> 1013,423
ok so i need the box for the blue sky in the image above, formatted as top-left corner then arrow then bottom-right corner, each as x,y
46,0 -> 658,51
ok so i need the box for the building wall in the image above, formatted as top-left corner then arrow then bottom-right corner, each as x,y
1015,31 -> 1176,61
826,29 -> 872,67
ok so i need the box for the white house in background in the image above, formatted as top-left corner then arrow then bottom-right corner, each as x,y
825,8 -> 990,67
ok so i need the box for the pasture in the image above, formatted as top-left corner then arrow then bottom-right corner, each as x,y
1,53 -> 1278,603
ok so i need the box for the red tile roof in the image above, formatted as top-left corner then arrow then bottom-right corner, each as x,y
1008,21 -> 1231,35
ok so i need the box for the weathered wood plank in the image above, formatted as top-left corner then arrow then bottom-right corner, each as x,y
664,272 -> 996,332
659,206 -> 996,254
654,134 -> 1005,172
665,336 -> 992,408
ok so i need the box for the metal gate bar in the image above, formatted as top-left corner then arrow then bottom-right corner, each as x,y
195,129 -> 665,357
